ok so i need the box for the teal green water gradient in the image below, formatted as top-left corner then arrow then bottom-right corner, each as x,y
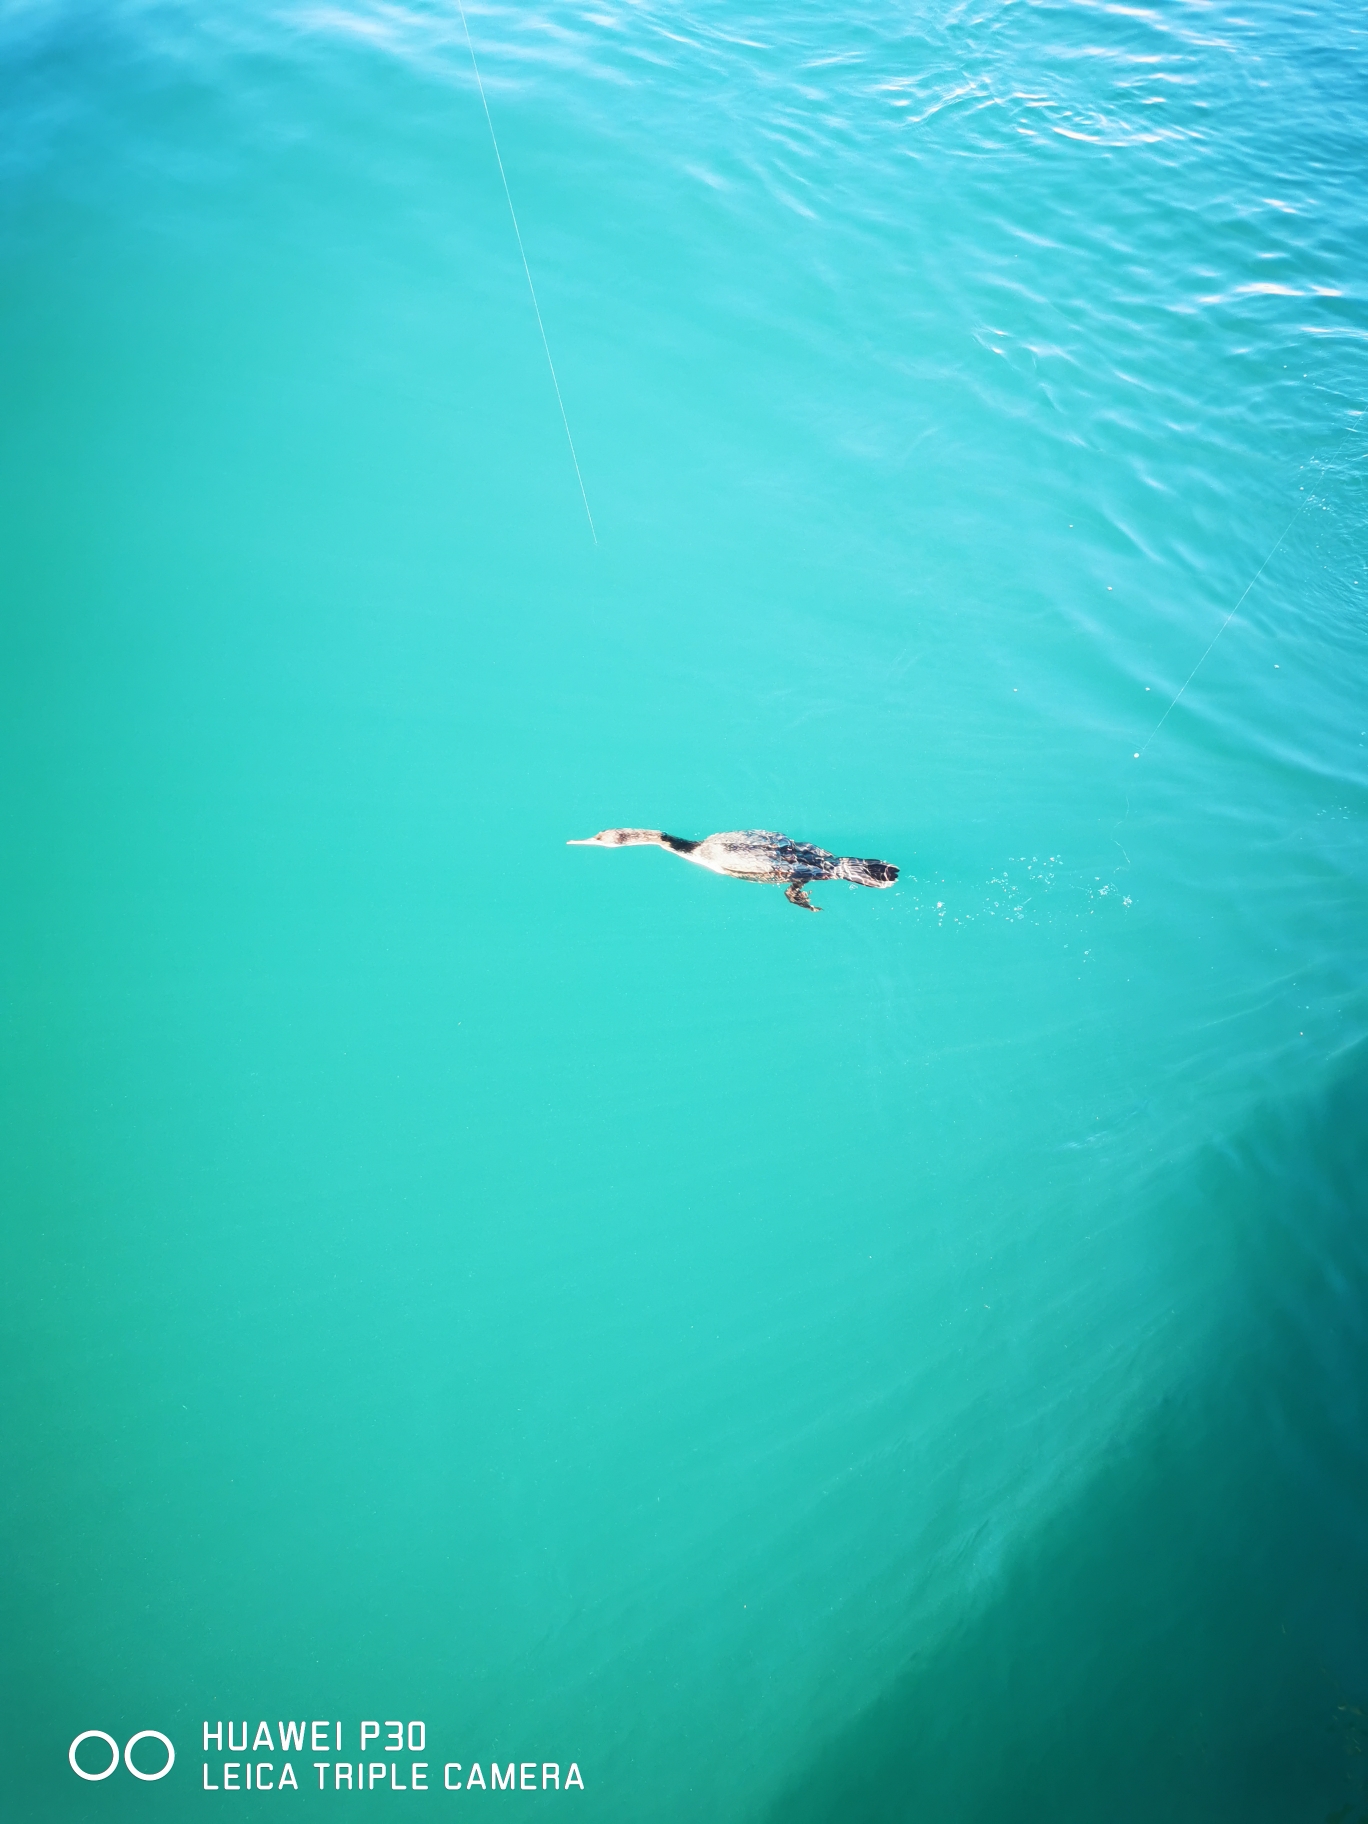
2,2 -> 1366,1818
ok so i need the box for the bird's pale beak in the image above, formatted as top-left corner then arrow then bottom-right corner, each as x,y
566,836 -> 598,845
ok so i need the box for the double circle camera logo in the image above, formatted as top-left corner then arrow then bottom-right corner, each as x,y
69,1730 -> 175,1782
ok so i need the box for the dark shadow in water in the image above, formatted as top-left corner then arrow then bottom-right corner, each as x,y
766,1048 -> 1368,1824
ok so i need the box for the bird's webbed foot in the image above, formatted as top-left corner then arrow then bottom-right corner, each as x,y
785,883 -> 821,912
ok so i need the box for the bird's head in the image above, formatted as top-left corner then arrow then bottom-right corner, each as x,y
566,828 -> 663,847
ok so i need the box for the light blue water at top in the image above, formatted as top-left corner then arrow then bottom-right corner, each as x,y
2,1 -> 1366,1819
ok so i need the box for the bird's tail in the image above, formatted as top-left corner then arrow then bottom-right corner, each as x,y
837,856 -> 898,888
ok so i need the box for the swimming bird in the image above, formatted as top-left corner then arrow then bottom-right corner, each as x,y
566,828 -> 898,911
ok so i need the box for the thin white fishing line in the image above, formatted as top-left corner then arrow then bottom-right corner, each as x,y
454,0 -> 597,545
1136,410 -> 1362,758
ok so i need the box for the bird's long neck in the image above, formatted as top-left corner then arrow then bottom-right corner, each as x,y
597,830 -> 700,853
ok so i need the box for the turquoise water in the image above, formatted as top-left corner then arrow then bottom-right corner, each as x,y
3,0 -> 1367,1817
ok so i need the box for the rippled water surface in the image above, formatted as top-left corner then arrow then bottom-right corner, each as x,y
3,1 -> 1366,1818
